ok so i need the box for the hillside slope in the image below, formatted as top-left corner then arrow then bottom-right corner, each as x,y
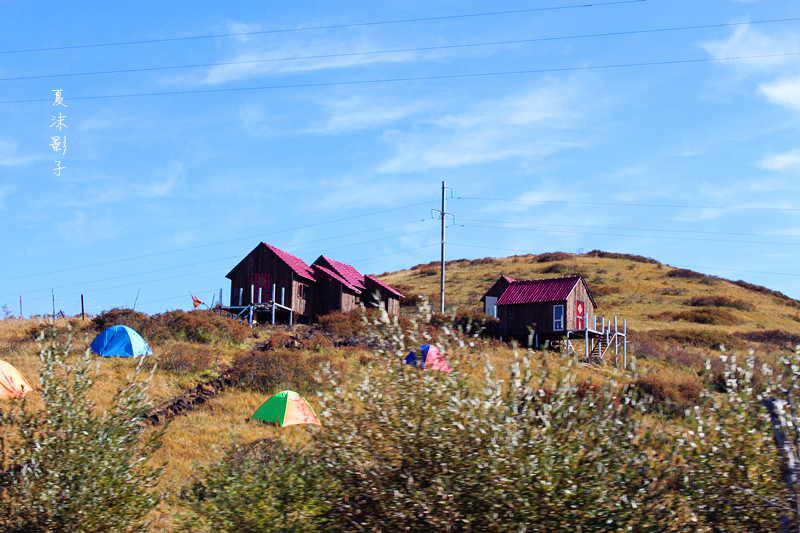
378,250 -> 800,355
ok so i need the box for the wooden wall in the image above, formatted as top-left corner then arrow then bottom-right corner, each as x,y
227,243 -> 314,318
363,278 -> 400,315
498,301 -> 563,338
565,281 -> 595,331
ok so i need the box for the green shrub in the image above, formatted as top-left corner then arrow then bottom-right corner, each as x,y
650,308 -> 742,326
189,317 -> 676,531
151,310 -> 248,345
317,309 -> 375,337
735,329 -> 800,349
685,295 -> 753,311
645,328 -> 744,350
91,307 -> 152,333
680,354 -> 784,530
158,342 -> 218,374
0,324 -> 164,532
633,375 -> 703,416
452,309 -> 499,337
535,251 -> 573,263
229,346 -> 350,395
183,439 -> 328,532
188,312 -> 798,531
92,308 -> 248,346
666,268 -> 707,280
587,250 -> 661,264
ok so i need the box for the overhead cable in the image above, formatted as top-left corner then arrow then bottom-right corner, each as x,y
0,1 -> 646,55
3,17 -> 796,82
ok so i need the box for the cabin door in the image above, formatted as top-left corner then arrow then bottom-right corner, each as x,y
254,273 -> 271,303
576,300 -> 585,330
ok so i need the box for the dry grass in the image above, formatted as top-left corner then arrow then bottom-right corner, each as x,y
377,252 -> 800,338
2,251 -> 800,530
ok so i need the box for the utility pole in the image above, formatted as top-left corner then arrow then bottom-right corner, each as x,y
432,181 -> 454,313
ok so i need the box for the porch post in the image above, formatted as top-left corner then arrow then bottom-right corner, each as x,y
585,327 -> 589,359
623,319 -> 628,369
271,284 -> 276,325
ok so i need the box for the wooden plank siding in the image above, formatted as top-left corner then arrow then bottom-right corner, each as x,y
225,243 -> 314,318
363,277 -> 400,315
493,276 -> 597,340
226,243 -> 404,324
498,301 -> 562,338
566,279 -> 595,331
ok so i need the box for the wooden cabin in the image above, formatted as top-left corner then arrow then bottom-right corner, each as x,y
479,275 -> 516,317
312,256 -> 404,316
225,242 -> 316,322
364,275 -> 403,315
485,275 -> 596,340
312,263 -> 361,317
224,243 -> 404,324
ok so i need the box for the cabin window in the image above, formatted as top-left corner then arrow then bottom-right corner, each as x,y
576,300 -> 585,330
553,304 -> 564,331
298,283 -> 307,300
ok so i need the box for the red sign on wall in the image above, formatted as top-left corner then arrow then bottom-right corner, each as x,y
576,300 -> 585,330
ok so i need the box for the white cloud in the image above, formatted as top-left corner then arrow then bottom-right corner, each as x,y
433,86 -> 578,130
55,210 -> 122,243
759,76 -> 800,111
378,83 -> 585,173
701,23 -> 799,72
760,148 -> 800,171
197,39 -> 415,85
311,96 -> 428,134
135,163 -> 184,198
0,139 -> 38,167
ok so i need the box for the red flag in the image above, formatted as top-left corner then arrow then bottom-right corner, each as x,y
191,295 -> 205,309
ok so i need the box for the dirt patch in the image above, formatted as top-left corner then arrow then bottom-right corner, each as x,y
144,370 -> 239,426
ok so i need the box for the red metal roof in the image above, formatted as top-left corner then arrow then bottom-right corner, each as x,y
317,256 -> 366,290
312,264 -> 361,292
496,275 -> 582,306
365,275 -> 404,298
263,243 -> 316,281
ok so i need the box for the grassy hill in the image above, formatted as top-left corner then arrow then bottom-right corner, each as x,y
1,250 -> 799,531
380,250 -> 800,355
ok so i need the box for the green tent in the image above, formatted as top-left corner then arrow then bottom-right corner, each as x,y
252,390 -> 321,427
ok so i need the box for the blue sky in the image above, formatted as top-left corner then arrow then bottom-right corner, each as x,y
1,0 -> 800,317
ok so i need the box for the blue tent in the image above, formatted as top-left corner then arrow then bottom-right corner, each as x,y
90,325 -> 153,358
404,344 -> 451,372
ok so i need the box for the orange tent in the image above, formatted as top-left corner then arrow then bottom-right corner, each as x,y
0,360 -> 33,399
252,390 -> 321,427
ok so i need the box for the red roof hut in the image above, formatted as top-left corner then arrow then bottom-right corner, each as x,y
485,275 -> 596,340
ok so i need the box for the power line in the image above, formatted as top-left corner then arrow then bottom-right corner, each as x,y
455,196 -> 800,213
447,242 -> 800,279
0,202 -> 433,283
1,222 -> 436,302
4,17 -> 797,83
3,51 -> 797,106
460,222 -> 800,247
459,218 -> 800,240
0,1 -> 646,55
